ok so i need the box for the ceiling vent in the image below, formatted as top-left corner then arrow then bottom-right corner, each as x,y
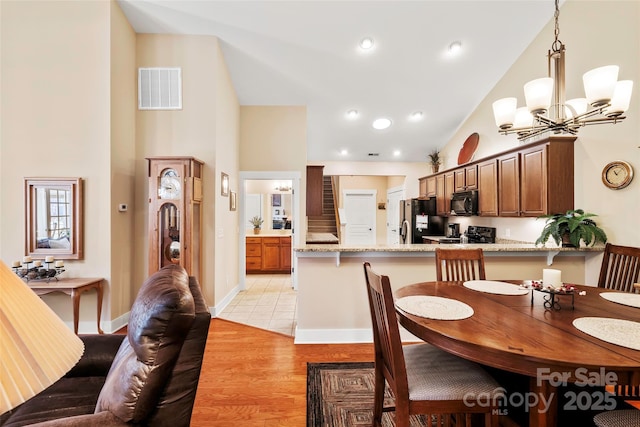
138,67 -> 182,110
368,153 -> 380,157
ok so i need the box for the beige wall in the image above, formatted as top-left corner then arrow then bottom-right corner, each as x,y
240,105 -> 307,223
440,1 -> 639,250
135,34 -> 239,308
109,0 -> 137,323
296,252 -> 593,342
1,0 -> 113,331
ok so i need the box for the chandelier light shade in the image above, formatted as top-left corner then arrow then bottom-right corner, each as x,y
492,97 -> 517,129
0,260 -> 84,414
493,0 -> 633,141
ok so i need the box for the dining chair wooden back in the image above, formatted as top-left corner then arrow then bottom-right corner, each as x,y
597,243 -> 640,293
435,248 -> 486,281
363,262 -> 500,427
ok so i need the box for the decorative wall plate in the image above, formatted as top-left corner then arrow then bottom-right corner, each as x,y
458,132 -> 479,165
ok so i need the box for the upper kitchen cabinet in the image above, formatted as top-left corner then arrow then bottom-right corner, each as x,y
477,160 -> 498,216
435,172 -> 455,216
306,165 -> 324,216
498,136 -> 575,217
454,165 -> 478,192
418,176 -> 436,198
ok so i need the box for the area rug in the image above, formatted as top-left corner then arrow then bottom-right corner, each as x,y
306,362 -> 430,427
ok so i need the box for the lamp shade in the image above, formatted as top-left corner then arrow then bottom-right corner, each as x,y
605,80 -> 634,117
0,260 -> 84,414
583,65 -> 619,107
564,98 -> 588,119
513,107 -> 534,129
524,77 -> 554,115
492,97 -> 517,129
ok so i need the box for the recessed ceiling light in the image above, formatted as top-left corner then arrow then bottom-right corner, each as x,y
340,149 -> 348,155
372,118 -> 392,130
393,150 -> 401,157
410,111 -> 424,121
448,41 -> 462,55
359,37 -> 374,50
346,109 -> 359,119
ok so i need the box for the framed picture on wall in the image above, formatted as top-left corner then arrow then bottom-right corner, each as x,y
272,194 -> 281,207
230,191 -> 237,211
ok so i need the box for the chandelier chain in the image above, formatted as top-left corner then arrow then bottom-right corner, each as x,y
552,0 -> 562,52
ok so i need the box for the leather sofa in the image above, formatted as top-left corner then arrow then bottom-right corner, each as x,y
0,264 -> 211,427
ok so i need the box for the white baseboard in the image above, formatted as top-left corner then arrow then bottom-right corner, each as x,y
293,326 -> 422,344
210,284 -> 241,317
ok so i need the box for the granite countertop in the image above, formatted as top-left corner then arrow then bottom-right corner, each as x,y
247,231 -> 292,238
294,241 -> 605,253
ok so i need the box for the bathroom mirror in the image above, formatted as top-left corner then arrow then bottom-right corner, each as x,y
25,177 -> 83,260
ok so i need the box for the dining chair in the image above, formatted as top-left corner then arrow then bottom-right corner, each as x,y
593,409 -> 640,426
362,262 -> 500,427
597,243 -> 640,293
435,248 -> 486,281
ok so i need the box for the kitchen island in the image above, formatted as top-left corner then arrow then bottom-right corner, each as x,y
293,242 -> 605,343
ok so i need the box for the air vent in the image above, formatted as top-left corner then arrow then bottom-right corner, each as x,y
368,153 -> 380,157
138,67 -> 182,110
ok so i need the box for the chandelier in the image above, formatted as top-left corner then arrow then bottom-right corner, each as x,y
492,0 -> 633,141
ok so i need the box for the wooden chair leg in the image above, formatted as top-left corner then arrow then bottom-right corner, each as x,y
372,370 -> 385,427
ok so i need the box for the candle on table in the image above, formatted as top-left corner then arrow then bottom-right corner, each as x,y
543,269 -> 562,287
54,261 -> 64,268
23,256 -> 32,263
45,256 -> 55,263
12,261 -> 21,267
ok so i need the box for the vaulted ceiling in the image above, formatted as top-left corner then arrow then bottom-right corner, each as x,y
119,0 -> 555,162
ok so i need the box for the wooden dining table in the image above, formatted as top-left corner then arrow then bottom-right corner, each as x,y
394,280 -> 640,427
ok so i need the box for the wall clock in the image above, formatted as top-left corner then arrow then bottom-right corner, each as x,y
147,157 -> 204,283
602,160 -> 634,190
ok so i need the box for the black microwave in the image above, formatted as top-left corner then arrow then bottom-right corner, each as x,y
450,190 -> 478,216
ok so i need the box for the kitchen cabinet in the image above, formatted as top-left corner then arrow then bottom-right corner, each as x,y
306,165 -> 324,216
419,178 -> 427,198
419,176 -> 437,198
422,135 -> 575,218
498,137 -> 575,217
454,165 -> 478,192
477,159 -> 498,216
426,176 -> 436,197
498,152 -> 520,216
444,172 -> 455,215
246,236 -> 292,273
435,174 -> 446,215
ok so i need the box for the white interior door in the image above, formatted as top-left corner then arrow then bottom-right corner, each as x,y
386,186 -> 404,244
343,190 -> 376,245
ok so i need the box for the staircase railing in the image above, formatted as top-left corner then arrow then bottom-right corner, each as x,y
331,176 -> 341,242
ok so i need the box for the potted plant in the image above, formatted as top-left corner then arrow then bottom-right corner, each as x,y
428,148 -> 441,173
249,216 -> 264,234
535,209 -> 607,248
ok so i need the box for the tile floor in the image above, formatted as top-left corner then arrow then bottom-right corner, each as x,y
218,274 -> 297,336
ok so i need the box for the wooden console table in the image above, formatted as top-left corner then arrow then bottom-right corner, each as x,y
29,277 -> 104,335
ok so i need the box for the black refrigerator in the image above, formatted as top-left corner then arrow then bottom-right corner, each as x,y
399,198 -> 444,244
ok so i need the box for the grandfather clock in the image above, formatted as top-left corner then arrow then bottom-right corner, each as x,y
147,156 -> 204,283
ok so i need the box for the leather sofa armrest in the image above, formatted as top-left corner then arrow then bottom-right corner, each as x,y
65,334 -> 126,378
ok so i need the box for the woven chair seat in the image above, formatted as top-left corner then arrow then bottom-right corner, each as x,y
404,343 -> 500,401
593,409 -> 640,427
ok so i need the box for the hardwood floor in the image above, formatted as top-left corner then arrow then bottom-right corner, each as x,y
191,318 -> 374,426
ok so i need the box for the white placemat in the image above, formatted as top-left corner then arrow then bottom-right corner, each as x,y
600,292 -> 640,309
573,317 -> 640,351
395,296 -> 474,320
463,280 -> 529,296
